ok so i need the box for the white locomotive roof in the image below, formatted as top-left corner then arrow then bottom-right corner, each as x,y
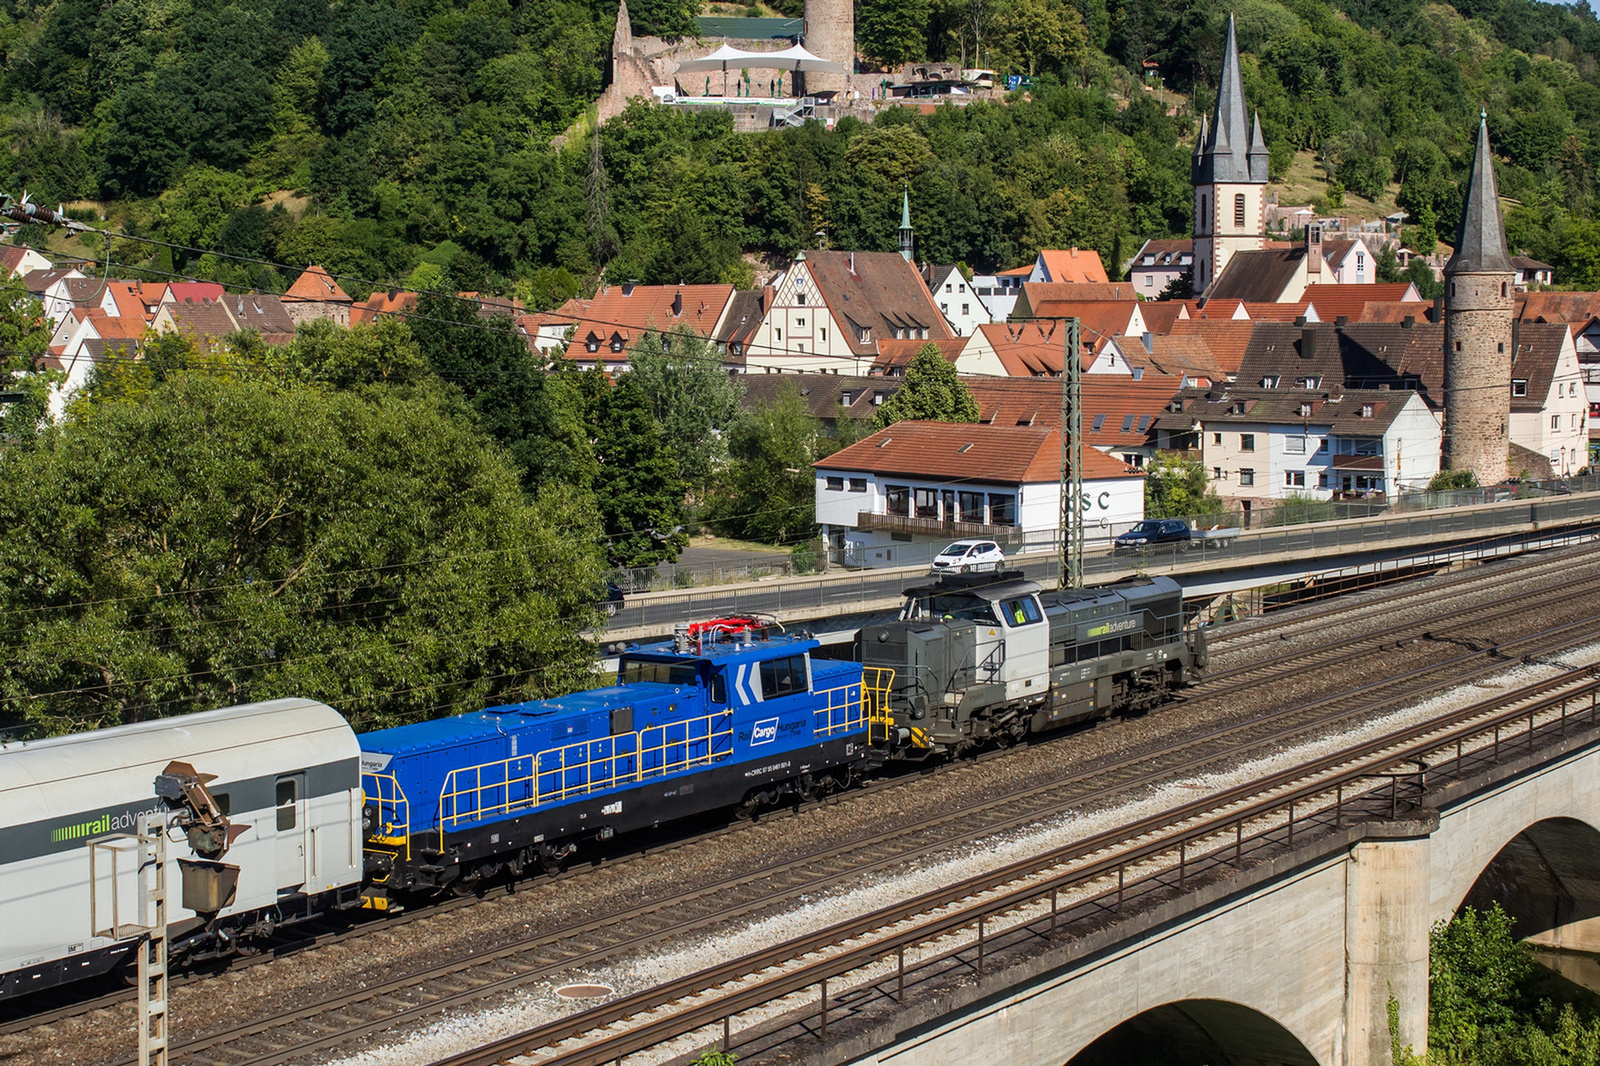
0,698 -> 357,810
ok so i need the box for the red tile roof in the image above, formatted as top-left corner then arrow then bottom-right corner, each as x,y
1138,301 -> 1189,335
977,321 -> 1071,376
1037,248 -> 1111,285
1167,318 -> 1256,375
965,376 -> 1184,446
1239,300 -> 1313,322
1016,282 -> 1143,310
563,283 -> 734,361
1301,283 -> 1422,322
871,337 -> 966,374
352,290 -> 419,323
1515,291 -> 1600,324
284,266 -> 351,304
814,420 -> 1141,483
167,282 -> 225,304
800,251 -> 952,358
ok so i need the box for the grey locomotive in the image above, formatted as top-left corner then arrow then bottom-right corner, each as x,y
858,572 -> 1205,757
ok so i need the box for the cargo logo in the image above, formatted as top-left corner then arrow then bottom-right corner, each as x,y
50,806 -> 156,844
750,718 -> 780,745
1086,618 -> 1139,639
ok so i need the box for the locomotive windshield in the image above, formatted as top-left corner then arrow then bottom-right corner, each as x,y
618,659 -> 699,686
901,593 -> 1000,624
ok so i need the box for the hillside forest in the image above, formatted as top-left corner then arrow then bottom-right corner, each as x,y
3,0 -> 1600,299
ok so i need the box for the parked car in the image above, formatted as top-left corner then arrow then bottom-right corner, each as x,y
930,540 -> 1005,573
1114,520 -> 1240,553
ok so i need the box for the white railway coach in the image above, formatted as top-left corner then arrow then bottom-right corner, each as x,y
0,698 -> 364,998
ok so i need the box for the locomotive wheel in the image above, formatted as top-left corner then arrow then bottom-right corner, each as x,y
734,791 -> 762,820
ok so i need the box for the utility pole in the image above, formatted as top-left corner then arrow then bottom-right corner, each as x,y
137,811 -> 170,1066
1059,317 -> 1083,589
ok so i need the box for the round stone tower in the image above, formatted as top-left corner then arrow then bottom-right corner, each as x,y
803,0 -> 852,96
1442,114 -> 1515,486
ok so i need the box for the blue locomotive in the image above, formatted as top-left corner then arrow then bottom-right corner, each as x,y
357,619 -> 892,904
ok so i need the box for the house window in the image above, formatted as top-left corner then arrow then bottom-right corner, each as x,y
1234,193 -> 1246,227
1239,468 -> 1256,486
796,291 -> 806,305
958,490 -> 984,520
587,338 -> 599,352
941,302 -> 948,312
914,487 -> 938,518
1285,470 -> 1306,487
1318,472 -> 1330,488
1213,467 -> 1223,480
886,485 -> 910,516
988,493 -> 1017,526
1512,380 -> 1528,397
962,304 -> 970,315
959,284 -> 966,293
1213,433 -> 1222,445
611,337 -> 624,352
1360,404 -> 1373,418
1455,341 -> 1462,352
1298,404 -> 1312,418
797,343 -> 805,353
1553,414 -> 1561,430
1240,433 -> 1256,452
1497,342 -> 1504,353
1285,436 -> 1307,455
1261,375 -> 1279,388
826,476 -> 844,491
1121,414 -> 1136,432
1304,377 -> 1321,389
1145,274 -> 1154,288
796,317 -> 805,327
849,478 -> 867,492
1092,414 -> 1107,431
821,327 -> 827,343
1200,194 -> 1209,229
945,283 -> 953,293
777,328 -> 783,341
840,391 -> 853,405
873,391 -> 885,405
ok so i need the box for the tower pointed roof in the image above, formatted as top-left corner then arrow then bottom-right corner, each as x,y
900,186 -> 912,230
1193,14 -> 1261,185
1445,113 -> 1513,275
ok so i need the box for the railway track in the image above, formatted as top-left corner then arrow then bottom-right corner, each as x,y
1204,536 -> 1600,653
104,590 -> 1600,1065
435,643 -> 1600,1066
12,541 -> 1599,1062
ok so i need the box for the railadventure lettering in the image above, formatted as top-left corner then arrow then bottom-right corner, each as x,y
50,806 -> 160,843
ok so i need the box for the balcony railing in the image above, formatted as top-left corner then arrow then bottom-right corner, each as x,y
857,511 -> 1013,537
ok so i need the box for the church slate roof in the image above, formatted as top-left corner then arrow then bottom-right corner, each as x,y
1201,247 -> 1307,302
1191,15 -> 1269,186
1446,117 -> 1513,276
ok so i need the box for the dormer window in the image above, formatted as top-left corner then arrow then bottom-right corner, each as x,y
610,336 -> 624,353
1298,403 -> 1311,417
1303,376 -> 1321,389
840,391 -> 853,405
1360,404 -> 1374,418
1261,375 -> 1279,388
873,391 -> 886,405
1512,380 -> 1528,397
586,337 -> 599,352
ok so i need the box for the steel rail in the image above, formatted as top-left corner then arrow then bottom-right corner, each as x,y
438,663 -> 1600,1066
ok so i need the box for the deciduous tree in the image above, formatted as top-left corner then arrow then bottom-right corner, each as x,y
872,343 -> 979,428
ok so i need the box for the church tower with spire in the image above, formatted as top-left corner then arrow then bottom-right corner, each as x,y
1442,113 -> 1515,485
1191,14 -> 1270,294
899,186 -> 914,262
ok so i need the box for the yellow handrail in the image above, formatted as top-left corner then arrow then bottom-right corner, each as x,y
360,771 -> 412,861
438,709 -> 735,834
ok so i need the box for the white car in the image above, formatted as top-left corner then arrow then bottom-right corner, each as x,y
930,540 -> 1005,573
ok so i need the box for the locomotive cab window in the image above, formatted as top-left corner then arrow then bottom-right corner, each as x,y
709,670 -> 727,704
760,654 -> 809,698
275,777 -> 298,832
1000,597 -> 1042,627
211,791 -> 231,816
619,659 -> 698,686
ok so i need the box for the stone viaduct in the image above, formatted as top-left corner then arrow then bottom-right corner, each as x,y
806,724 -> 1600,1066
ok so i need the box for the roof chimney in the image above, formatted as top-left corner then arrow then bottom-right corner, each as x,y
849,252 -> 856,275
1335,315 -> 1348,327
1431,296 -> 1444,323
1300,328 -> 1317,360
672,291 -> 683,316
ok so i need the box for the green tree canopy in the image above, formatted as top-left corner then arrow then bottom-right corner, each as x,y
582,370 -> 689,569
0,276 -> 56,443
625,327 -> 743,493
0,373 -> 606,734
708,382 -> 822,546
872,343 -> 979,429
1142,451 -> 1225,520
